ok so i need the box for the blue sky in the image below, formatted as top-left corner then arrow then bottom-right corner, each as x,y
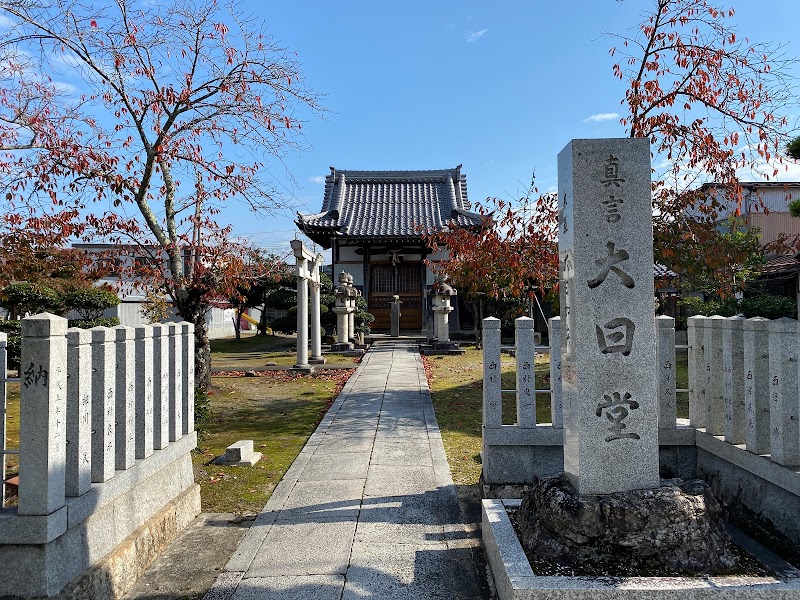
233,1 -> 800,260
7,1 -> 797,260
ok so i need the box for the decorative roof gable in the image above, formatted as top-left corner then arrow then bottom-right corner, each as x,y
296,166 -> 482,247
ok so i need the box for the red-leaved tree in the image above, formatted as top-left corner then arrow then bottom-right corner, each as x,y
610,0 -> 798,295
0,0 -> 323,387
421,189 -> 560,334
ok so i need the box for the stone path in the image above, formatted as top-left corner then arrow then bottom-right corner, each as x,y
205,340 -> 487,600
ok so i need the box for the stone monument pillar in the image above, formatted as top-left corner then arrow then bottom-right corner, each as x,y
332,272 -> 354,352
430,274 -> 457,349
558,138 -> 659,495
390,295 -> 402,337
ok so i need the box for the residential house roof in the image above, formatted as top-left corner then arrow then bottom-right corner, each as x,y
760,253 -> 800,278
296,166 -> 483,248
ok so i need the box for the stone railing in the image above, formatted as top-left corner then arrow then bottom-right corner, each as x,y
684,314 -> 800,465
481,314 -> 800,481
0,313 -> 200,598
481,316 -> 564,484
481,314 -> 800,549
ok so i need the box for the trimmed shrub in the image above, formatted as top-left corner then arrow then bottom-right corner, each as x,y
0,283 -> 61,316
64,287 -> 120,320
740,294 -> 796,320
0,320 -> 21,368
68,317 -> 121,329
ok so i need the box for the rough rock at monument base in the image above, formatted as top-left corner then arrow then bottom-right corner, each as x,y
516,473 -> 737,575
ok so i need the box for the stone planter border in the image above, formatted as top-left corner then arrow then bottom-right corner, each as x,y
482,499 -> 800,599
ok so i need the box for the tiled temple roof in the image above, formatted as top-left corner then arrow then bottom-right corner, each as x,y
296,167 -> 483,247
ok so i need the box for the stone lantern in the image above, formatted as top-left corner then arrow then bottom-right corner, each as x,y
345,273 -> 361,345
430,274 -> 458,349
332,272 -> 354,351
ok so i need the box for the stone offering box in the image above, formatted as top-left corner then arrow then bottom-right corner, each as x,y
481,315 -> 800,598
0,314 -> 200,598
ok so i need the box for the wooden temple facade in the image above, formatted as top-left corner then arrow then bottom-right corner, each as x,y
296,167 -> 482,331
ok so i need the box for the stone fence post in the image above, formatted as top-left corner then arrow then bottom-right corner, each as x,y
167,323 -> 183,442
656,315 -> 677,430
482,318 -> 502,428
743,317 -> 770,455
722,316 -> 746,444
135,326 -> 155,460
91,327 -> 116,483
0,332 -> 6,503
152,324 -> 170,451
18,313 -> 67,516
115,326 -> 136,470
703,316 -> 726,436
181,323 -> 195,434
515,317 -> 536,427
548,317 -> 563,429
767,318 -> 800,466
687,316 -> 707,429
66,329 -> 92,497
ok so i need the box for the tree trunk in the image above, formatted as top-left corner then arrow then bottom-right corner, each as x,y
193,313 -> 212,391
173,288 -> 212,391
233,308 -> 242,340
258,303 -> 268,336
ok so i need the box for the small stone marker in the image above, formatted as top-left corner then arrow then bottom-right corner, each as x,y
213,440 -> 262,466
390,295 -> 402,337
558,138 -> 659,495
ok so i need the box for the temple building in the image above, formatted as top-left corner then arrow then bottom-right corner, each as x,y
296,166 -> 482,331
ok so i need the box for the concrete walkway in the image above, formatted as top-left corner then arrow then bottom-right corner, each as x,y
205,340 -> 486,600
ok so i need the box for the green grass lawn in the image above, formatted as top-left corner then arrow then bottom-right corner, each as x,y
195,371 -> 352,513
211,333 -> 358,368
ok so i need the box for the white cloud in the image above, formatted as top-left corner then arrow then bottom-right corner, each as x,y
308,176 -> 326,184
52,80 -> 80,96
584,112 -> 620,123
466,29 -> 488,43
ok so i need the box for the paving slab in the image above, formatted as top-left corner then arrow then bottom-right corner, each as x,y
245,518 -> 357,577
371,440 -> 434,466
298,451 -> 372,481
364,464 -> 438,496
231,575 -> 344,600
275,479 -> 365,522
205,340 -> 487,600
